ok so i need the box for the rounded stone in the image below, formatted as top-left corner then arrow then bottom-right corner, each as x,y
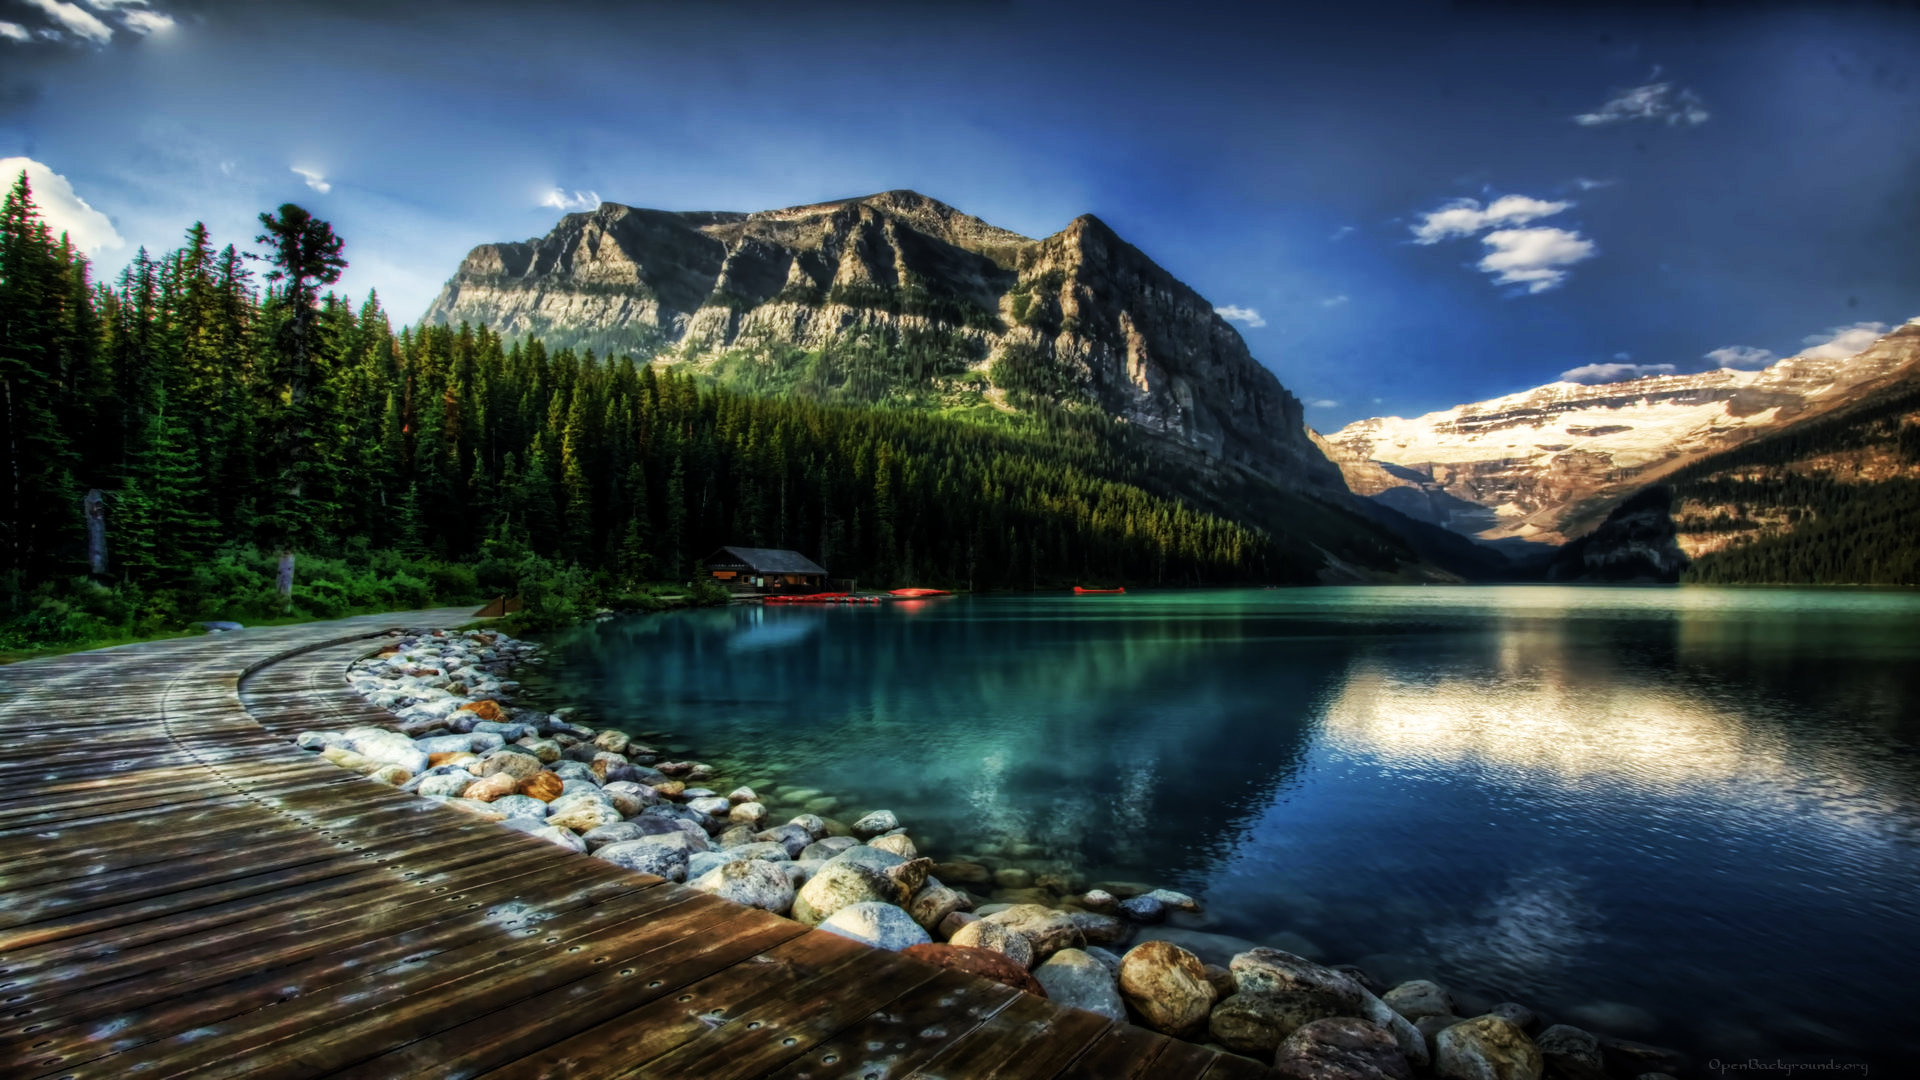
851,810 -> 900,839
689,858 -> 796,914
1033,948 -> 1125,1020
869,833 -> 918,859
1118,940 -> 1215,1037
1434,1015 -> 1544,1080
516,771 -> 565,802
594,837 -> 691,882
1273,1017 -> 1415,1080
546,801 -> 625,834
1385,979 -> 1456,1022
818,901 -> 932,951
948,917 -> 1035,969
791,859 -> 901,926
1208,989 -> 1352,1054
459,773 -> 518,802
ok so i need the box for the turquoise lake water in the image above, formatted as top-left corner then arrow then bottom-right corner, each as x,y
532,586 -> 1920,1067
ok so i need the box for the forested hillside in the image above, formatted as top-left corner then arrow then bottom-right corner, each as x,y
1,177 -> 1394,649
1674,375 -> 1920,585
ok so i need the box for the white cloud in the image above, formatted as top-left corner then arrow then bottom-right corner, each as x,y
1574,81 -> 1710,127
1214,304 -> 1266,328
120,9 -> 173,33
1307,399 -> 1340,409
22,0 -> 111,43
1477,227 -> 1596,294
1573,177 -> 1615,191
1411,194 -> 1572,244
1561,361 -> 1677,384
1705,345 -> 1775,370
0,157 -> 125,255
0,21 -> 31,41
1319,294 -> 1349,308
541,188 -> 601,212
1328,224 -> 1355,242
1800,322 -> 1886,360
290,166 -> 330,194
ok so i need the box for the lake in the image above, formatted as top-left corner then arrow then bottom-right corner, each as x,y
530,586 -> 1920,1068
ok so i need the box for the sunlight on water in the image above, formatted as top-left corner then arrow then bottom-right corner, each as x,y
534,586 -> 1920,1066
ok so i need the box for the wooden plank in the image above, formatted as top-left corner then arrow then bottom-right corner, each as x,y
449,922 -> 871,1068
1053,1022 -> 1174,1080
1197,1050 -> 1276,1078
634,946 -> 946,1080
56,885 -> 721,1080
761,967 -> 1025,1080
1149,1039 -> 1239,1078
901,988 -> 1113,1080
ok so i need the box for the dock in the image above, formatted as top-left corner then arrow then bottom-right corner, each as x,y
0,610 -> 1268,1078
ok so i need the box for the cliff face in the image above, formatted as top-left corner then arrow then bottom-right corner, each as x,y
1542,486 -> 1689,584
423,190 -> 1342,494
1323,321 -> 1920,544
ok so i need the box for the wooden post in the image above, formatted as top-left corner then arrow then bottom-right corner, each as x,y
84,489 -> 108,576
276,549 -> 296,599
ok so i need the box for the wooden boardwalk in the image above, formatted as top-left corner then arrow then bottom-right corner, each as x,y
0,611 -> 1270,1079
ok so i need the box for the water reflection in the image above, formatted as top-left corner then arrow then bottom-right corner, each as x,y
533,587 -> 1920,1067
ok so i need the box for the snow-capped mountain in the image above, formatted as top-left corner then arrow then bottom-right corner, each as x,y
1324,320 -> 1920,544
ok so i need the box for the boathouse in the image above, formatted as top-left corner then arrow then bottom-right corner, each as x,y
703,546 -> 830,592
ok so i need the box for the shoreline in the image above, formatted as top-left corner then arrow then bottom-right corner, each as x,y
292,622 -> 1692,1079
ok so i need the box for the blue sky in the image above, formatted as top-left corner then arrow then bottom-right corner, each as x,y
3,0 -> 1917,428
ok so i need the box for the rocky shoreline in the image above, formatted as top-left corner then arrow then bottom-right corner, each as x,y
293,626 -> 1691,1080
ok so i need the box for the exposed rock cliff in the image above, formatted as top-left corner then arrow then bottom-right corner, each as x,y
424,190 -> 1342,495
1324,321 -> 1920,544
1541,486 -> 1689,584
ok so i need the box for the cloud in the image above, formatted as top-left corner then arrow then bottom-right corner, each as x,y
0,21 -> 30,42
1476,227 -> 1596,294
1705,345 -> 1775,370
1800,322 -> 1886,360
1411,195 -> 1571,244
1560,361 -> 1676,384
21,0 -> 111,43
1574,81 -> 1710,127
540,188 -> 601,212
290,165 -> 330,193
1319,294 -> 1349,308
1307,399 -> 1340,409
1214,304 -> 1266,328
1328,224 -> 1355,242
120,9 -> 174,34
0,157 -> 125,255
1573,177 -> 1614,191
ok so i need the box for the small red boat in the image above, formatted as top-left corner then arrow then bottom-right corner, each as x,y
1073,586 -> 1126,594
888,588 -> 951,598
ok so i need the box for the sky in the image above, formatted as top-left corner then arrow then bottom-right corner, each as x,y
3,0 -> 1918,429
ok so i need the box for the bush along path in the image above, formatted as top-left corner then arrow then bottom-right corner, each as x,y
294,626 -> 1692,1079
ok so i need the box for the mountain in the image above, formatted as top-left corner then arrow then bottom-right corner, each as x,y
423,190 -> 1344,498
1540,486 -> 1690,584
1324,321 -> 1920,546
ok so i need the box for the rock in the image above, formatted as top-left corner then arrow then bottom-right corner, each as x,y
1066,911 -> 1128,945
936,911 -> 979,940
196,619 -> 245,632
1117,940 -> 1215,1037
321,746 -> 376,773
550,760 -> 597,782
413,733 -> 481,756
518,737 -> 563,763
581,817 -> 680,850
431,796 -> 507,820
687,796 -> 732,816
594,837 -> 692,881
993,867 -> 1034,889
1207,989 -> 1353,1054
591,729 -> 630,754
850,810 -> 900,839
787,813 -> 827,840
882,857 -> 932,900
728,801 -> 769,827
900,944 -> 1046,997
818,901 -> 932,951
790,859 -> 903,926
1119,895 -> 1167,922
1532,1025 -> 1605,1080
869,833 -> 918,859
295,730 -> 345,751
1385,980 -> 1455,1022
948,918 -> 1035,969
983,905 -> 1084,962
1091,880 -> 1154,899
489,794 -> 550,820
1334,965 -> 1383,996
1143,888 -> 1199,912
473,749 -> 543,781
1080,889 -> 1118,913
1202,963 -> 1236,1000
931,860 -> 993,886
1272,1017 -> 1414,1080
727,785 -> 757,803
530,825 -> 588,853
689,858 -> 796,914
651,780 -> 685,799
367,765 -> 411,785
463,699 -> 511,722
1135,929 -> 1259,969
415,770 -> 476,798
1231,949 -> 1428,1067
907,879 -> 967,932
460,773 -> 519,802
545,801 -> 625,834
799,836 -> 859,862
342,727 -> 431,774
1488,1003 -> 1537,1033
1084,946 -> 1123,975
1032,949 -> 1125,1020
1263,931 -> 1326,961
1433,1015 -> 1543,1080
516,771 -> 565,802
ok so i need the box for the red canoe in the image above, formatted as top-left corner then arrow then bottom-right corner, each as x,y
1073,586 -> 1126,594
